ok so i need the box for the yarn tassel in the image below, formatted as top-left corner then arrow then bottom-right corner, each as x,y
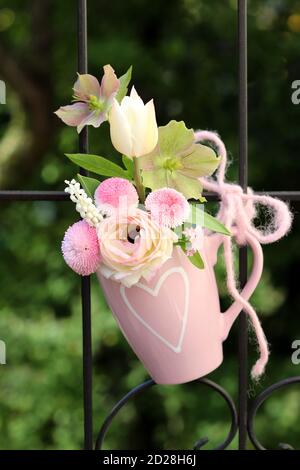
195,130 -> 292,379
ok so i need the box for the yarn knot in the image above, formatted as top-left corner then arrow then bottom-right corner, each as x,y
194,130 -> 293,380
221,183 -> 243,197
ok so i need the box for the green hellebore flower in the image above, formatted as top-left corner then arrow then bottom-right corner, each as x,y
139,120 -> 220,200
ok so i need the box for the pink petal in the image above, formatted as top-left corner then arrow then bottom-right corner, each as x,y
73,74 -> 101,101
54,102 -> 90,127
77,110 -> 106,133
100,64 -> 120,99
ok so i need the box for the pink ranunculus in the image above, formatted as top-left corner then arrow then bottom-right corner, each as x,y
55,64 -> 120,133
97,209 -> 177,287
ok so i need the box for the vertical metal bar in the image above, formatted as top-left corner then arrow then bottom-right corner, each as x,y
238,0 -> 248,450
77,0 -> 93,450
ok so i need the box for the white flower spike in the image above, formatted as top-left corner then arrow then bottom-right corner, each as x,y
64,179 -> 103,227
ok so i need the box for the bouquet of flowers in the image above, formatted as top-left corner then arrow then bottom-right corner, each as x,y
55,65 -> 292,384
56,64 -> 229,286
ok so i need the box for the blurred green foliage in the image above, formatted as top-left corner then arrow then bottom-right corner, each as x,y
0,0 -> 300,450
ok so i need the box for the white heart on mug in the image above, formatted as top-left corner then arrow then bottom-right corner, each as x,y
120,267 -> 189,353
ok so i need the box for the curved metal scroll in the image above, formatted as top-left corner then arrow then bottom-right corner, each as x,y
95,378 -> 238,450
248,376 -> 300,450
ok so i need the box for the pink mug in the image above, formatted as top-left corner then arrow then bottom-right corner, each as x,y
97,232 -> 263,384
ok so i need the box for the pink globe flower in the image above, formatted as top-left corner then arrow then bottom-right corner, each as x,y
145,188 -> 190,228
95,177 -> 139,215
61,220 -> 101,275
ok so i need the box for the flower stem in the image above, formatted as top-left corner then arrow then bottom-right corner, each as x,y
133,157 -> 145,203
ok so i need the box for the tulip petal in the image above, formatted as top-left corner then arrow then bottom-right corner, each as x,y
109,99 -> 133,156
121,88 -> 144,126
140,99 -> 158,156
122,94 -> 145,156
55,102 -> 90,127
124,92 -> 158,157
73,74 -> 101,101
101,64 -> 120,99
118,96 -> 137,129
129,86 -> 144,106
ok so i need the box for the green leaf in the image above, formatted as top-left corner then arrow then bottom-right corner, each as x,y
175,239 -> 187,249
65,153 -> 130,179
188,204 -> 231,236
188,203 -> 204,225
122,155 -> 134,179
116,66 -> 132,102
187,251 -> 205,270
77,174 -> 100,198
203,212 -> 231,236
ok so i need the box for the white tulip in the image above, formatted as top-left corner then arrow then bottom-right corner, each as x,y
109,87 -> 158,158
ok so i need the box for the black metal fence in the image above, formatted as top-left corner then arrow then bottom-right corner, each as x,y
1,0 -> 300,450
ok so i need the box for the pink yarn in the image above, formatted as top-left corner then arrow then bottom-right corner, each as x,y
95,177 -> 139,214
62,220 -> 101,275
145,188 -> 190,228
195,130 -> 293,379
